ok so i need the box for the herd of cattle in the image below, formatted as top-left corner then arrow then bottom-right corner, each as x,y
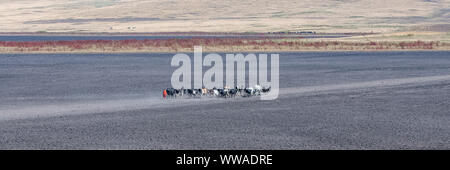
163,85 -> 271,98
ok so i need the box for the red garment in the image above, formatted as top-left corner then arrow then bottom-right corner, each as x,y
163,90 -> 167,98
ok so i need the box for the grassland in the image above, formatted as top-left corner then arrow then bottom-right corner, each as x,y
0,0 -> 448,53
1,0 -> 448,33
0,34 -> 448,53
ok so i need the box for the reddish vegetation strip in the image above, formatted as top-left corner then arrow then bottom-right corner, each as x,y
0,38 -> 448,52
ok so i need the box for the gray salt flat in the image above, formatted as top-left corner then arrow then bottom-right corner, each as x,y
0,51 -> 449,149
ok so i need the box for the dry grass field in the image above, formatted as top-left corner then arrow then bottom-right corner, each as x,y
1,0 -> 448,52
0,0 -> 448,33
0,38 -> 448,53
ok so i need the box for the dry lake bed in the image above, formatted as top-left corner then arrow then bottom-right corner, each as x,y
0,51 -> 449,149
